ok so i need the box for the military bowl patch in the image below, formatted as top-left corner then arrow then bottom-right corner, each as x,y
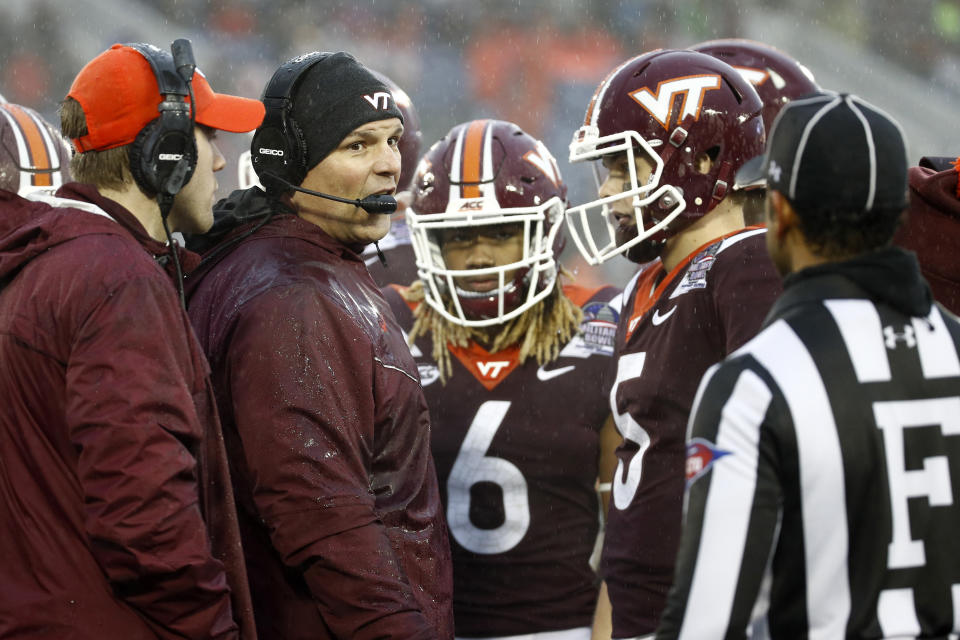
670,240 -> 721,299
686,437 -> 730,486
579,302 -> 619,356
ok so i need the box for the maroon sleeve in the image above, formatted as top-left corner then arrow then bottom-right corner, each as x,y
226,284 -> 436,639
712,234 -> 783,354
66,273 -> 238,640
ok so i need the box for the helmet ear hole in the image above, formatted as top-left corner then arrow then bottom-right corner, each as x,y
694,152 -> 712,176
695,147 -> 720,175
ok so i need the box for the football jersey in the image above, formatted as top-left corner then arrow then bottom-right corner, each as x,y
602,227 -> 782,638
386,284 -> 621,637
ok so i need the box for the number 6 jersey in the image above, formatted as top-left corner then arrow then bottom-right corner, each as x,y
385,284 -> 621,637
603,228 -> 782,638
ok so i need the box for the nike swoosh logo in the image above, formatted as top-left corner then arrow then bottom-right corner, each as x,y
536,364 -> 575,381
651,306 -> 677,326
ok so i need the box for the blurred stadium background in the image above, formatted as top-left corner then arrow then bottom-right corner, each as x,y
2,0 -> 957,283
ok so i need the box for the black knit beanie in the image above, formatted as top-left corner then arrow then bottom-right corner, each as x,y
290,51 -> 404,172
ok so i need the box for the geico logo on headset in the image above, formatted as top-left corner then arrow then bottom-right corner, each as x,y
259,148 -> 284,156
158,153 -> 184,161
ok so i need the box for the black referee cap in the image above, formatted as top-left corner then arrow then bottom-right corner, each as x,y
736,92 -> 909,214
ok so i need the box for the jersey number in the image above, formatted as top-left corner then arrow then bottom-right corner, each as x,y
873,396 -> 960,636
446,400 -> 531,554
611,352 -> 652,510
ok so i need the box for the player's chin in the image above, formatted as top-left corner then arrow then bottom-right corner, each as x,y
625,238 -> 665,264
614,222 -> 638,250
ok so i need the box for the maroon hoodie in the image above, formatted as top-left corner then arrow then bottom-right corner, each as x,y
0,184 -> 254,639
186,204 -> 454,640
894,159 -> 960,315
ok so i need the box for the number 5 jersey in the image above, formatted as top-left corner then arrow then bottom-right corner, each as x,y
385,283 -> 621,637
603,227 -> 782,637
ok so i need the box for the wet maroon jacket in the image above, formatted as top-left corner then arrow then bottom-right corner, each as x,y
186,206 -> 454,639
0,184 -> 255,639
894,159 -> 960,315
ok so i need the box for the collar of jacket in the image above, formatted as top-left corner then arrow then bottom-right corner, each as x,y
195,187 -> 369,263
262,213 -> 370,262
766,246 -> 934,326
56,183 -> 201,273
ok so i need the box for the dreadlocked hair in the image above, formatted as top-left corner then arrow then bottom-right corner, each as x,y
403,268 -> 583,384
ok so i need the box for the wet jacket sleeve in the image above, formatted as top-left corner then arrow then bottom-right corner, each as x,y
225,285 -> 435,640
67,274 -> 238,640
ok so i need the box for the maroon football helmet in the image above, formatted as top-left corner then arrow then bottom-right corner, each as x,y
408,119 -> 567,327
566,49 -> 765,264
0,102 -> 72,194
690,39 -> 820,135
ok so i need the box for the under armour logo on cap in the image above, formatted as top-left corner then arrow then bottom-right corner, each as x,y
768,160 -> 782,183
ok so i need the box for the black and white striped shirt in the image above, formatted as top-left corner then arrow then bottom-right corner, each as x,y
657,250 -> 960,639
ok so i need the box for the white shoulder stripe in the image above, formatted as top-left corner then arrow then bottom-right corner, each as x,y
913,306 -> 960,378
22,191 -> 115,221
680,368 -> 771,639
743,320 -> 851,635
824,299 -> 891,382
620,268 -> 644,311
716,227 -> 766,254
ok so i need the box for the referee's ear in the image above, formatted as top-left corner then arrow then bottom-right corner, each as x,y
767,189 -> 798,245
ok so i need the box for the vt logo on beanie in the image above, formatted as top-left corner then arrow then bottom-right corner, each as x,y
363,92 -> 393,110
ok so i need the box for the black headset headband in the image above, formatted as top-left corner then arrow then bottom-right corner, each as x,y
262,51 -> 328,103
127,43 -> 191,100
251,52 -> 330,191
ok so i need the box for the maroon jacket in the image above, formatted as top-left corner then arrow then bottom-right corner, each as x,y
186,205 -> 454,640
0,184 -> 255,639
894,159 -> 960,316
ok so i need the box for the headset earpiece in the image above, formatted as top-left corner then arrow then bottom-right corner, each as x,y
125,43 -> 197,199
250,51 -> 327,191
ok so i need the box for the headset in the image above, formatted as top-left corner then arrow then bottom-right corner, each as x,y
125,39 -> 197,308
126,40 -> 197,214
250,52 -> 396,214
250,52 -> 323,189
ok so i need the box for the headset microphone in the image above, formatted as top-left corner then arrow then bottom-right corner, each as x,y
262,173 -> 398,214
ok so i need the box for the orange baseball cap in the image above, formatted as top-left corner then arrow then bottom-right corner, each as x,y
68,43 -> 265,153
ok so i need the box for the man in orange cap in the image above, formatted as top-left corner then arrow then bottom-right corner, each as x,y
0,41 -> 263,639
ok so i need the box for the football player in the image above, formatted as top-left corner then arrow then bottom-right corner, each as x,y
689,39 -> 820,135
384,118 -> 621,639
690,39 -> 820,226
565,50 -> 784,638
0,101 -> 72,194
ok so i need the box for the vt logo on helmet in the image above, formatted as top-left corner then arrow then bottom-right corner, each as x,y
407,119 -> 567,327
566,49 -> 765,265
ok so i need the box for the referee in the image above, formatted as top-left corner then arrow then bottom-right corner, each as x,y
656,93 -> 960,639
